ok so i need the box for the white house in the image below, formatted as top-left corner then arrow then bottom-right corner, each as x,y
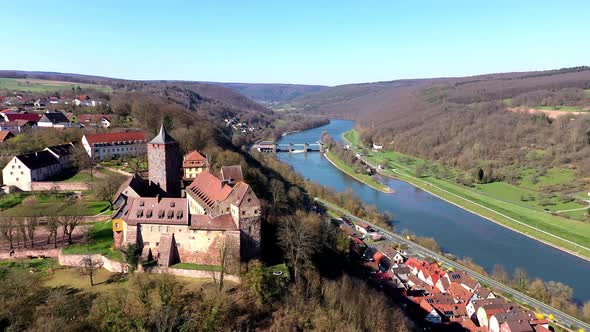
37,111 -> 72,128
372,143 -> 383,150
2,151 -> 62,191
81,131 -> 147,160
354,221 -> 371,235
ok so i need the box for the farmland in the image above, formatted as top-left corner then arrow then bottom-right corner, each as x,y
0,77 -> 112,93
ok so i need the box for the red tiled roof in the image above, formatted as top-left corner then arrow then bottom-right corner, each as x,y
0,131 -> 13,141
84,131 -> 146,145
186,171 -> 232,210
4,113 -> 42,122
447,282 -> 474,303
183,150 -> 206,168
189,214 -> 237,231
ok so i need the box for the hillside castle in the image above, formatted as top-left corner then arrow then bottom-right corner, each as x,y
112,125 -> 261,266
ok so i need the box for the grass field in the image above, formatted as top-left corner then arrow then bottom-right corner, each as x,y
63,220 -> 122,260
342,129 -> 590,260
0,77 -> 112,93
0,193 -> 110,216
171,263 -> 222,271
324,150 -> 392,193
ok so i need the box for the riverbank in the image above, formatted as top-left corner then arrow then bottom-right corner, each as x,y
323,150 -> 394,194
341,131 -> 590,261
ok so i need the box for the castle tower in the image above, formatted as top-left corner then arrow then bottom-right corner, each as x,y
147,124 -> 181,197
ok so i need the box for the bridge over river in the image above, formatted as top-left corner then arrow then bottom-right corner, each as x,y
252,140 -> 324,153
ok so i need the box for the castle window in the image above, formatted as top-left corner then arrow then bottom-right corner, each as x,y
166,226 -> 170,232
170,201 -> 175,208
139,201 -> 145,207
178,228 -> 182,232
159,226 -> 163,232
254,210 -> 258,214
144,242 -> 150,246
158,210 -> 165,218
151,226 -> 154,232
167,211 -> 174,219
247,198 -> 251,203
156,242 -> 159,246
146,210 -> 153,218
242,211 -> 245,215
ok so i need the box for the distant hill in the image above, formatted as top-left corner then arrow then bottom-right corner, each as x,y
211,82 -> 329,102
291,67 -> 590,125
291,66 -> 590,179
0,70 -> 272,119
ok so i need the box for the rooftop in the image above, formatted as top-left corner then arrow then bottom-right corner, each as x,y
84,131 -> 146,145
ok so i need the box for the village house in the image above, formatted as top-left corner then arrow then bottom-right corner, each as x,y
0,112 -> 42,123
77,114 -> 112,128
0,120 -> 35,134
380,245 -> 407,265
37,111 -> 72,128
354,221 -> 371,235
81,131 -> 147,160
182,150 -> 208,180
1,144 -> 74,191
112,125 -> 261,267
0,131 -> 14,143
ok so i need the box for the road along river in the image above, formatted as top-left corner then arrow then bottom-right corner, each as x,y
276,119 -> 590,302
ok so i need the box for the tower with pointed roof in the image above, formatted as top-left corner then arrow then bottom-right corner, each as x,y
147,124 -> 181,197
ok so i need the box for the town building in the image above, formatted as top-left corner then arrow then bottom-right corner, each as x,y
0,112 -> 42,123
37,111 -> 72,128
1,144 -> 75,191
182,150 -> 208,180
0,120 -> 35,134
78,114 -> 112,128
112,125 -> 261,267
81,131 -> 147,160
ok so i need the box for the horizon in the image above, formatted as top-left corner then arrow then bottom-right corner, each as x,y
3,1 -> 590,85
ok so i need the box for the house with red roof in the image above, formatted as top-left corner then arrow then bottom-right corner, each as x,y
182,150 -> 208,180
1,112 -> 42,123
81,131 -> 147,160
0,131 -> 14,142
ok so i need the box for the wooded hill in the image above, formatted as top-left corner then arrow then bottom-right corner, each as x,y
212,82 -> 329,102
292,67 -> 590,181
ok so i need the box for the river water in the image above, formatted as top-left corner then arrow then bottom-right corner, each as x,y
276,119 -> 590,301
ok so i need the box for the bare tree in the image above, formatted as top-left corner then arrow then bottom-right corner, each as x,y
45,215 -> 60,248
60,215 -> 82,245
71,145 -> 97,181
270,179 -> 286,210
276,211 -> 320,283
127,152 -> 147,174
0,217 -> 16,250
79,255 -> 103,286
26,215 -> 38,248
94,175 -> 122,209
15,216 -> 28,248
216,235 -> 239,291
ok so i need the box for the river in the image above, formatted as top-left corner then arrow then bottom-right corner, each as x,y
276,119 -> 590,302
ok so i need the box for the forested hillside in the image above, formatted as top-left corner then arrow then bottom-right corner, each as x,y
214,82 -> 329,102
293,67 -> 590,181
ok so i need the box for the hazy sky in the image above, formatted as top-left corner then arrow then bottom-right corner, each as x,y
3,1 -> 589,85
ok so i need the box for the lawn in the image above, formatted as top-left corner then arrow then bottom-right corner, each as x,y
324,150 -> 392,193
519,168 -> 577,191
0,192 -> 27,210
0,193 -> 110,216
171,263 -> 222,272
343,129 -> 360,146
0,77 -> 112,93
63,220 -> 122,261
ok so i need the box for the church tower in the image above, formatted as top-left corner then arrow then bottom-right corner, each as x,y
147,124 -> 181,197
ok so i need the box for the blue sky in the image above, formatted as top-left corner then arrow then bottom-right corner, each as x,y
3,1 -> 589,85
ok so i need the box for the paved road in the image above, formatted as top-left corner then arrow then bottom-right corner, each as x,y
315,198 -> 590,331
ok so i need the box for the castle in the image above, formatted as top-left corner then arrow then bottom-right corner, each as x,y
112,125 -> 261,266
